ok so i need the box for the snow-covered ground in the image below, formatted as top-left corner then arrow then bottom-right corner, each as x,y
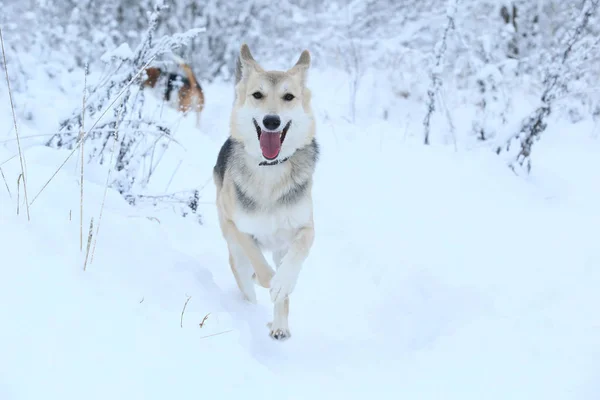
1,69 -> 599,400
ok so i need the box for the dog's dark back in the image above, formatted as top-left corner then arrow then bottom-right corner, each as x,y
165,73 -> 191,101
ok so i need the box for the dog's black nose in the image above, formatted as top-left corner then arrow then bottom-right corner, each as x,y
263,115 -> 281,131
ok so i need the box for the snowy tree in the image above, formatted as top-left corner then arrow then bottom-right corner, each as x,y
2,0 -> 599,203
423,0 -> 459,145
497,0 -> 600,173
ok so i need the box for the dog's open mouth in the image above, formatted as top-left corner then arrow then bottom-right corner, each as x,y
253,119 -> 291,160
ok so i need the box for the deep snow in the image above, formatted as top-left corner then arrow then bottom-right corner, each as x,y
1,69 -> 599,399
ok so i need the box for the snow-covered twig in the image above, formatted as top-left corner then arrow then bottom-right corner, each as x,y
124,189 -> 203,223
90,101 -> 125,265
423,0 -> 459,145
436,87 -> 457,151
496,0 -> 599,173
79,64 -> 88,251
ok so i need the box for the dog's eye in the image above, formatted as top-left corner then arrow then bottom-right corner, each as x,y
252,92 -> 263,99
283,93 -> 295,101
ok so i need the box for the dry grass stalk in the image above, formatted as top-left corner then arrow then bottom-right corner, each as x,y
82,218 -> 94,271
180,295 -> 192,328
16,173 -> 22,215
79,64 -> 88,251
0,167 -> 11,199
199,313 -> 210,328
0,133 -> 56,144
199,330 -> 233,340
1,27 -> 30,220
90,101 -> 124,265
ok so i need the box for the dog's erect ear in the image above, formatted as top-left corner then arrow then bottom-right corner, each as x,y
288,50 -> 311,83
235,44 -> 263,85
294,50 -> 311,70
240,44 -> 256,64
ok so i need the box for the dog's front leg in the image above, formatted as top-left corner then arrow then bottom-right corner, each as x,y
268,249 -> 290,339
270,225 -> 315,304
269,297 -> 290,340
268,226 -> 314,340
221,218 -> 275,288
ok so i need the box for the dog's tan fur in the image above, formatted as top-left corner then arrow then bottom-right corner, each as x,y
213,44 -> 318,340
178,63 -> 205,122
142,61 -> 205,127
143,67 -> 162,88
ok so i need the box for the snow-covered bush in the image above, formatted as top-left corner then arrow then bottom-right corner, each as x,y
2,0 -> 599,185
497,0 -> 600,173
45,2 -> 204,219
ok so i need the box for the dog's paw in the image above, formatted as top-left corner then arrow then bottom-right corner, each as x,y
270,328 -> 291,341
252,272 -> 271,289
269,268 -> 298,303
267,322 -> 291,341
252,268 -> 274,289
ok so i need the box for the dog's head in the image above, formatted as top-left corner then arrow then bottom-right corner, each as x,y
230,44 -> 314,163
143,67 -> 162,88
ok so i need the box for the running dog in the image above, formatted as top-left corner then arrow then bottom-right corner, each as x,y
142,58 -> 205,127
213,44 -> 318,341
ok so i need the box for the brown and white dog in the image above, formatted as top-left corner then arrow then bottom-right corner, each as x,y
212,44 -> 319,341
142,58 -> 205,127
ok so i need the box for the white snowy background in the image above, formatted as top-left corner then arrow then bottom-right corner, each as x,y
1,0 -> 599,399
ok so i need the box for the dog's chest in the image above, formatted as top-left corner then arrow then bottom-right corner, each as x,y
234,201 -> 311,251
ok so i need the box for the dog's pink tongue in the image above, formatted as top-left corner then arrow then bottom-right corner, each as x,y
260,131 -> 281,160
